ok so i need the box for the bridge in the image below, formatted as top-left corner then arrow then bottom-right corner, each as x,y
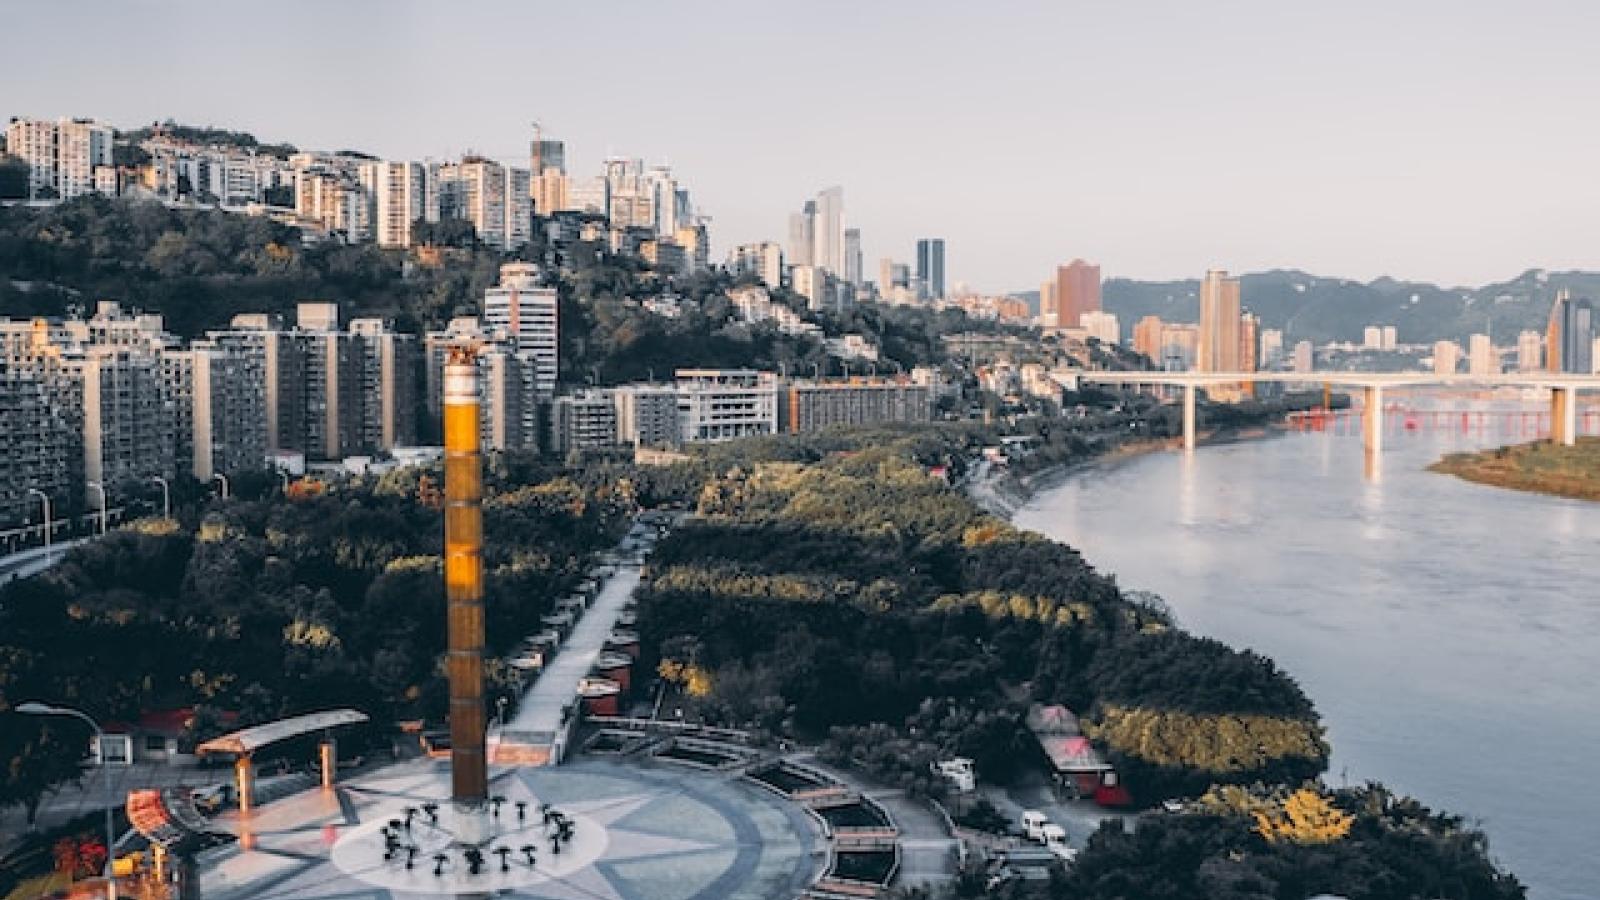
1071,371 -> 1600,453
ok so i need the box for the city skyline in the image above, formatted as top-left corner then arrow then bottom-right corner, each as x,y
10,1 -> 1600,292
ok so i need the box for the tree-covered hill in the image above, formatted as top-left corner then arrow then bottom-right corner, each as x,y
0,197 -> 1012,381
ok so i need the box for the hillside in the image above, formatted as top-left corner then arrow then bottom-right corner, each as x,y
1015,268 -> 1600,345
0,196 -> 1012,384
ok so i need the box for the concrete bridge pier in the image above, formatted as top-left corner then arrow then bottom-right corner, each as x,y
1183,382 -> 1197,452
1551,386 -> 1577,446
1362,385 -> 1384,455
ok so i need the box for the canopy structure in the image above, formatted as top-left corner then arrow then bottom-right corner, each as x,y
196,709 -> 368,757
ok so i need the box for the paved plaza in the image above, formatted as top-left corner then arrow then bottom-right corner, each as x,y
198,757 -> 824,900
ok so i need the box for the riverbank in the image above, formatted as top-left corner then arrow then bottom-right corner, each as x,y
973,424 -> 1283,517
1429,437 -> 1600,501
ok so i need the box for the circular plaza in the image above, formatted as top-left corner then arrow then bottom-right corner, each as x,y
198,756 -> 823,900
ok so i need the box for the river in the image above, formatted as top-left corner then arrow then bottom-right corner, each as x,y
1013,402 -> 1600,900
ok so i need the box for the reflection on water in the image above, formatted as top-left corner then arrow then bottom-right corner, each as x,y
1017,403 -> 1600,900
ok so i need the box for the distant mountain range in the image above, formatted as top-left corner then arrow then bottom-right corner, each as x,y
1013,269 -> 1600,345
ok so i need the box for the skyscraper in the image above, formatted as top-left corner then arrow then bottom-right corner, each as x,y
788,202 -> 815,268
1198,270 -> 1242,373
1054,260 -> 1101,329
812,187 -> 844,276
1547,290 -> 1595,375
843,229 -> 863,286
529,124 -> 565,176
916,239 -> 946,301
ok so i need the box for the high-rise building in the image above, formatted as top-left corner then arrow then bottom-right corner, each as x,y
844,229 -> 863,286
4,117 -> 114,200
529,124 -> 565,176
0,354 -> 77,527
349,318 -> 419,451
1363,326 -> 1383,350
787,202 -> 815,268
791,265 -> 824,310
504,167 -> 533,251
812,187 -> 844,276
1198,269 -> 1242,373
1517,330 -> 1543,373
728,242 -> 785,288
1433,340 -> 1460,376
1239,312 -> 1260,375
1054,260 -> 1101,329
916,239 -> 946,301
532,167 -> 568,217
482,263 -> 559,398
1547,290 -> 1595,375
438,158 -> 509,250
296,303 -> 362,460
361,161 -> 432,249
1039,281 -> 1060,327
1132,315 -> 1164,363
1259,328 -> 1284,367
165,340 -> 269,481
1468,333 -> 1495,376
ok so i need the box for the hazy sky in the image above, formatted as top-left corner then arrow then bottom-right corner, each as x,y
10,0 -> 1600,292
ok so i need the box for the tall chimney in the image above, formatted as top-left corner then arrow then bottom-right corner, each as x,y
443,345 -> 488,808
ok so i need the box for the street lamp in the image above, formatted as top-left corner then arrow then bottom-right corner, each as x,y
212,473 -> 230,500
26,488 -> 51,550
149,476 -> 170,520
87,481 -> 107,535
16,702 -> 118,899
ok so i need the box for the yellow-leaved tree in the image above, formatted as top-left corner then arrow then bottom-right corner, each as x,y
1253,788 -> 1355,845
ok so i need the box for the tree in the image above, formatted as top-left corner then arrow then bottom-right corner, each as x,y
0,154 -> 29,200
0,715 -> 89,829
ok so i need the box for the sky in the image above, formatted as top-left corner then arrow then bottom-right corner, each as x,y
9,0 -> 1600,293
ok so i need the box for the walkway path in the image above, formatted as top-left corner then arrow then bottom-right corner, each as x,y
500,532 -> 646,753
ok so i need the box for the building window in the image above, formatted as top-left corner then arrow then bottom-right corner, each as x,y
145,735 -> 168,753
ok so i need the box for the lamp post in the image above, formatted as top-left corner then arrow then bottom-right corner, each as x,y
87,481 -> 107,535
16,702 -> 118,899
26,488 -> 51,551
150,476 -> 170,520
212,473 -> 230,500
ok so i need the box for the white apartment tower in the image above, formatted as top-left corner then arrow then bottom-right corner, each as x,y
362,161 -> 433,248
5,117 -> 115,200
482,263 -> 560,398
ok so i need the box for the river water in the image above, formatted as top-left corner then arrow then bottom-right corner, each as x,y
1014,404 -> 1600,900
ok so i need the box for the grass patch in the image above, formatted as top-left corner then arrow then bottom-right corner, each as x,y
1429,437 -> 1600,501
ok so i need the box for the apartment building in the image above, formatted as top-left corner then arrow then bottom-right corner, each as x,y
674,369 -> 778,443
779,378 -> 933,434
